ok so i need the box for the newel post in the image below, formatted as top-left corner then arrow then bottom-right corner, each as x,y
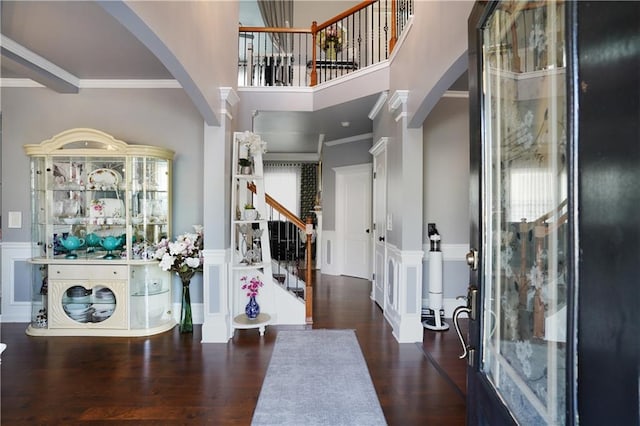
310,21 -> 318,87
305,216 -> 314,324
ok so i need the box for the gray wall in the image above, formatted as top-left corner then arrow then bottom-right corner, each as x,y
321,138 -> 373,230
1,86 -> 205,300
423,96 -> 470,244
422,96 -> 470,306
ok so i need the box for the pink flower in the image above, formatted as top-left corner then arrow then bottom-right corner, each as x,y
240,275 -> 264,297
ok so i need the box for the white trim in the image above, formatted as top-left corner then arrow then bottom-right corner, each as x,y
314,60 -> 389,90
0,78 -> 182,89
384,244 -> 424,343
388,90 -> 409,112
201,248 -> 231,343
1,78 -> 45,88
324,133 -> 373,147
421,297 -> 466,318
394,111 -> 408,122
1,35 -> 79,90
80,79 -> 181,89
220,87 -> 240,106
369,137 -> 389,156
443,90 -> 469,98
320,230 -> 339,275
263,153 -> 319,162
423,243 -> 470,262
332,163 -> 372,175
368,91 -> 389,120
1,242 -> 34,322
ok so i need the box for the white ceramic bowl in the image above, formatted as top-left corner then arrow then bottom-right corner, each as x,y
64,303 -> 91,315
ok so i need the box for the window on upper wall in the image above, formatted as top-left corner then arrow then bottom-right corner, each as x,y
264,163 -> 301,218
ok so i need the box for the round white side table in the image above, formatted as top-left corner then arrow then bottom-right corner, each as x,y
233,313 -> 271,336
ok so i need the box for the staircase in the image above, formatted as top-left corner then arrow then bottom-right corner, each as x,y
230,132 -> 312,329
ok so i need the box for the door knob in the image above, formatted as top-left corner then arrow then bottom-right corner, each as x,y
379,236 -> 385,242
465,249 -> 478,271
366,229 -> 370,233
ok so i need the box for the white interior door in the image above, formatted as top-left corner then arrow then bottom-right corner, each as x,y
336,164 -> 372,279
372,150 -> 386,307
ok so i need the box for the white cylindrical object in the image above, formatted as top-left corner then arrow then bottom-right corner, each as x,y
428,251 -> 443,309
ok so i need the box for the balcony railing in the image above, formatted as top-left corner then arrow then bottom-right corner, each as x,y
238,0 -> 413,87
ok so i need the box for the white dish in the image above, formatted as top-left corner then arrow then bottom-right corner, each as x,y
88,168 -> 121,190
64,303 -> 91,315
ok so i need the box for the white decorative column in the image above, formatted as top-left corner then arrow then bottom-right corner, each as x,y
384,90 -> 425,343
201,88 -> 239,343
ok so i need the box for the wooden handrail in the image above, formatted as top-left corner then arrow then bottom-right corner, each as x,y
248,182 -> 314,324
239,0 -> 402,87
247,182 -> 305,230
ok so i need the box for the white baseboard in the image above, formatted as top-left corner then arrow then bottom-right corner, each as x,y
422,297 -> 466,318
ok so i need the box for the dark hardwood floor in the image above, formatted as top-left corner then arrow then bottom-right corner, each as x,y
1,274 -> 466,425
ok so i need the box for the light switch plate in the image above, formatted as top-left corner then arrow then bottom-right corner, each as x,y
8,211 -> 22,228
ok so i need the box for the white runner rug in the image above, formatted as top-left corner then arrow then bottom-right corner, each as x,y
252,329 -> 387,426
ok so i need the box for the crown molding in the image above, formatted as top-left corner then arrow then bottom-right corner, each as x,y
324,132 -> 373,147
388,90 -> 409,112
368,91 -> 389,120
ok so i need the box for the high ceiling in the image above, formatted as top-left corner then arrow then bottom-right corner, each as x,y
1,1 -> 381,157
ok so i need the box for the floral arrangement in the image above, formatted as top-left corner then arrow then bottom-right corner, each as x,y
318,25 -> 345,53
241,275 -> 264,297
154,225 -> 204,283
238,131 -> 267,155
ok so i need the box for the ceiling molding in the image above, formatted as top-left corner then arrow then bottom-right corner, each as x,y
369,137 -> 389,156
80,79 -> 180,89
388,90 -> 409,112
1,34 -> 79,93
220,87 -> 240,106
0,78 -> 45,88
368,91 -> 388,120
443,90 -> 469,98
324,132 -> 373,147
263,152 -> 319,162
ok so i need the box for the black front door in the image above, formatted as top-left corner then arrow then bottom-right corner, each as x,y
463,1 -> 639,424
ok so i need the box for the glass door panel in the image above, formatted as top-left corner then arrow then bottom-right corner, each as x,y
481,1 -> 567,424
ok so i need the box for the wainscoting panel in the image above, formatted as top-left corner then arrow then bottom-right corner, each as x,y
201,248 -> 231,343
1,242 -> 34,322
385,244 -> 424,343
321,230 -> 339,276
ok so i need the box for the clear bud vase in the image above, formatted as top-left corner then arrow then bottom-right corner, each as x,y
180,279 -> 193,333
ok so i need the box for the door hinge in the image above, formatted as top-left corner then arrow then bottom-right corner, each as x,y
372,273 -> 375,281
373,223 -> 376,230
373,171 -> 376,179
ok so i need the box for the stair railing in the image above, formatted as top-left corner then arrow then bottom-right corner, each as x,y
239,0 -> 413,87
248,182 -> 314,324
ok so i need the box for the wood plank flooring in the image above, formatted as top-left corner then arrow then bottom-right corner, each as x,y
1,274 -> 466,425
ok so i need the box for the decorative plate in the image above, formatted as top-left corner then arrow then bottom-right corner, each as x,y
88,168 -> 121,189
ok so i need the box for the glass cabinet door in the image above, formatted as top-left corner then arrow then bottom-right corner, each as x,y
129,157 -> 170,259
473,1 -> 568,424
47,156 -> 127,260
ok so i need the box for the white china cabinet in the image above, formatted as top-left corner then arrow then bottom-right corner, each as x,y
24,128 -> 175,336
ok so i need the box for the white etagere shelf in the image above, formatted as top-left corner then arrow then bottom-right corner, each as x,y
229,132 -> 274,336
